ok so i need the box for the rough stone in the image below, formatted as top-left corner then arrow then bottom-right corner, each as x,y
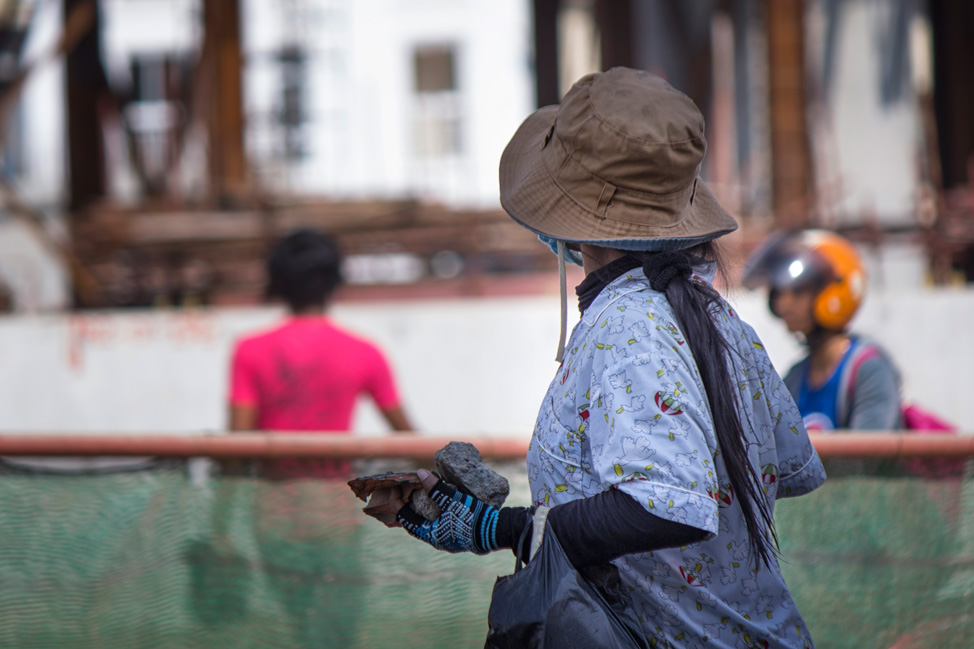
351,443 -> 511,524
434,441 -> 510,508
409,489 -> 441,521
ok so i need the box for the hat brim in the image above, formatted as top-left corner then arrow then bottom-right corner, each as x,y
499,107 -> 738,251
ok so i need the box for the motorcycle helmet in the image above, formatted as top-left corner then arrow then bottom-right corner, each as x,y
742,229 -> 866,330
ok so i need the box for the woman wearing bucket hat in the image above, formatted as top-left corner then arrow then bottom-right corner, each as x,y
393,68 -> 826,648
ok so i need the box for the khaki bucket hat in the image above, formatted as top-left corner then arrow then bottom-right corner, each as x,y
499,67 -> 737,251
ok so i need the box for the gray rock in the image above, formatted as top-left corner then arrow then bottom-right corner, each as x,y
409,488 -> 441,521
434,441 -> 510,508
407,441 -> 511,521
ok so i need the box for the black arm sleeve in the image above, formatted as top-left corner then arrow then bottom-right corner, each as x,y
495,487 -> 709,568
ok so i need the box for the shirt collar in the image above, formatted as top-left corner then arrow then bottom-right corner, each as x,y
580,260 -> 718,326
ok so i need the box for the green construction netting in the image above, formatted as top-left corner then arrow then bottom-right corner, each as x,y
0,457 -> 971,649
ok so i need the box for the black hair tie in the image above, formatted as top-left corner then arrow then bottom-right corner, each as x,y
644,251 -> 692,292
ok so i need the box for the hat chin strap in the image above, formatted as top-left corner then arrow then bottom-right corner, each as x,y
555,241 -> 568,363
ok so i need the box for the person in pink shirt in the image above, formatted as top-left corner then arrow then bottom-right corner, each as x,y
228,228 -> 414,479
223,229 -> 412,643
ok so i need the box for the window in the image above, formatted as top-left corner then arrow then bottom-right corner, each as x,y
277,44 -> 307,161
414,46 -> 455,93
412,44 -> 461,156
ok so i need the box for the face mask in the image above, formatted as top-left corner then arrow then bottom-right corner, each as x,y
538,235 -> 584,266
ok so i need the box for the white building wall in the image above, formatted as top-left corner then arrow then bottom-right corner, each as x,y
0,0 -> 71,311
1,1 -> 533,311
0,220 -> 69,312
805,0 -> 925,228
15,0 -> 67,206
101,0 -> 201,61
0,288 -> 970,436
240,0 -> 534,207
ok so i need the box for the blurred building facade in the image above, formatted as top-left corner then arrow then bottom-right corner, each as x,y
100,0 -> 535,208
0,0 -> 971,312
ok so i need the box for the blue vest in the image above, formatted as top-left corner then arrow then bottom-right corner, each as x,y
797,339 -> 859,431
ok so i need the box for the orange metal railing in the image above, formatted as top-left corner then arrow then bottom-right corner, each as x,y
0,432 -> 971,459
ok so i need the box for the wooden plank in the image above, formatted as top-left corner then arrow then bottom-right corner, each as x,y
202,0 -> 247,194
765,0 -> 812,228
69,200 -> 559,307
533,0 -> 561,106
596,0 -> 634,70
127,211 -> 265,242
64,0 -> 106,212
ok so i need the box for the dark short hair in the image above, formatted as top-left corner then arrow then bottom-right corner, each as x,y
266,229 -> 343,310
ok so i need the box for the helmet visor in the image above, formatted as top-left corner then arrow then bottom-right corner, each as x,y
741,231 -> 834,292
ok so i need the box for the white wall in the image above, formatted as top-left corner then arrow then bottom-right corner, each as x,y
240,0 -> 534,207
805,0 -> 925,228
91,0 -> 533,207
0,219 -> 70,312
0,288 -> 971,436
0,297 -> 563,435
16,0 -> 68,206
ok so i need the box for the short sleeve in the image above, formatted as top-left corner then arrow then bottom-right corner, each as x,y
591,352 -> 720,537
363,344 -> 401,411
229,341 -> 259,407
770,369 -> 827,498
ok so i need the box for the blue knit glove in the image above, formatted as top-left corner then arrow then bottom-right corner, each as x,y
396,471 -> 500,555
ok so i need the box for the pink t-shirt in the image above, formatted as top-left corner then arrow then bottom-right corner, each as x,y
229,317 -> 401,477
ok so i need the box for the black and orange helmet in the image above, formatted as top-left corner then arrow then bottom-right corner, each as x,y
742,229 -> 866,330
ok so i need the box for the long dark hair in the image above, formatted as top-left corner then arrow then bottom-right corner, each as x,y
629,242 -> 779,568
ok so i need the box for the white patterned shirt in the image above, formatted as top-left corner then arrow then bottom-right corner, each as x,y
526,264 -> 826,649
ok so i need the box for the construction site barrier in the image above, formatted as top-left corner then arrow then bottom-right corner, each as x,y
0,432 -> 970,649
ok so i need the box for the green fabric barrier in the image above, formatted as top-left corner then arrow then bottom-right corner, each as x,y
0,460 -> 970,649
775,467 -> 974,649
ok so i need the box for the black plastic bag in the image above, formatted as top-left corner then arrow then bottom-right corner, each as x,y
485,525 -> 651,649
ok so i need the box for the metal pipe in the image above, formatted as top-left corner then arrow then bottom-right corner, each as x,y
0,432 -> 971,459
810,432 -> 974,458
0,434 -> 528,460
